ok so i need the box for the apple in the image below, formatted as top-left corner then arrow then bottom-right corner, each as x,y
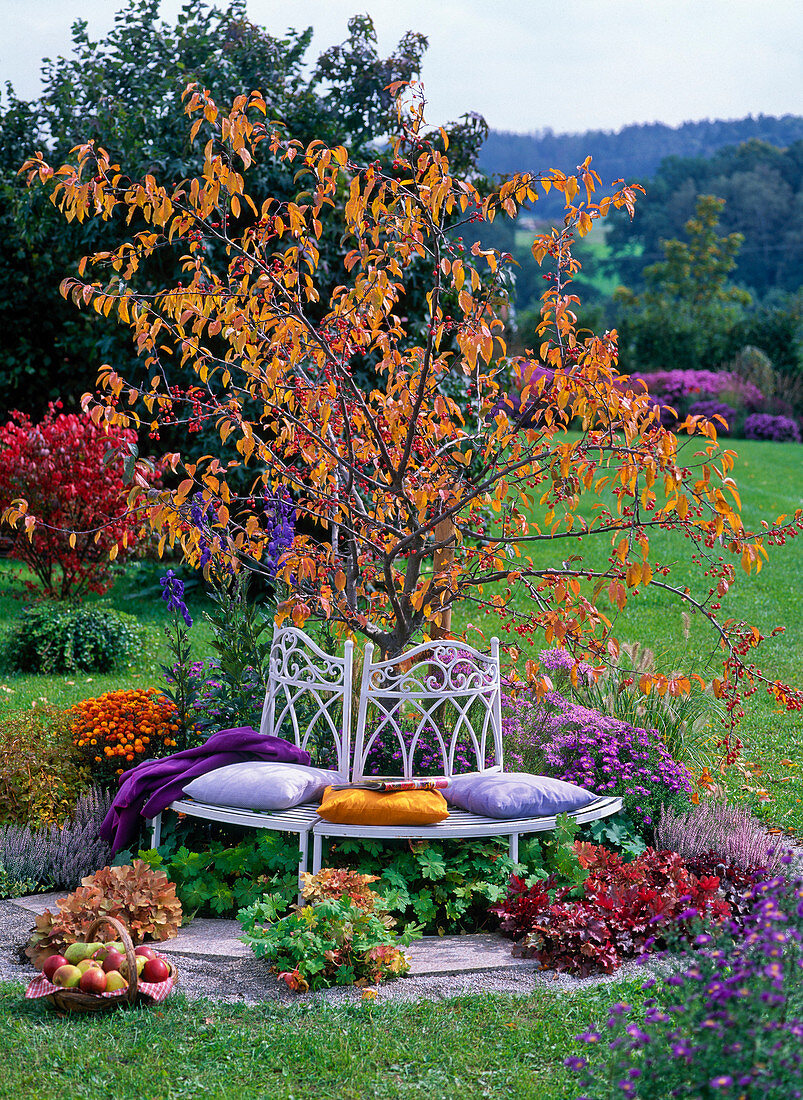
102,949 -> 127,974
104,970 -> 127,992
134,945 -> 158,961
141,956 -> 170,984
43,955 -> 68,981
77,959 -> 102,974
79,967 -> 107,994
52,964 -> 82,988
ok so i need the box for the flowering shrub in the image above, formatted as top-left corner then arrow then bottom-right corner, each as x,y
0,786 -> 114,892
0,403 -> 159,599
71,688 -> 181,785
566,863 -> 803,1098
744,411 -> 801,442
502,684 -> 692,837
631,369 -> 764,410
495,844 -> 729,977
687,399 -> 737,435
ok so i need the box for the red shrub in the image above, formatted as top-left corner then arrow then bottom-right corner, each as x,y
0,403 -> 159,598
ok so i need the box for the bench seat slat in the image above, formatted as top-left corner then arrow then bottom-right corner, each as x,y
167,798 -> 320,833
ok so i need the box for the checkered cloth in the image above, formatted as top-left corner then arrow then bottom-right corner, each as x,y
25,971 -> 176,1002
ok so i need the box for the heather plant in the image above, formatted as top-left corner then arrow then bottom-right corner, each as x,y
744,411 -> 801,442
655,799 -> 789,873
0,603 -> 146,674
0,705 -> 88,827
566,862 -> 803,1099
0,786 -> 114,893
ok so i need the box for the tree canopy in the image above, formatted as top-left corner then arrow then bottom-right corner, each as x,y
8,81 -> 803,758
0,0 -> 486,418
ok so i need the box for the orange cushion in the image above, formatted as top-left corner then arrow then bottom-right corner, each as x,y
316,786 -> 449,826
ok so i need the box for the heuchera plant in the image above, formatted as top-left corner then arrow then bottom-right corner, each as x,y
493,843 -> 731,977
0,403 -> 159,599
26,859 -> 182,967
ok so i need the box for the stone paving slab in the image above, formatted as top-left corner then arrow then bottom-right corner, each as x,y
10,892 -> 530,976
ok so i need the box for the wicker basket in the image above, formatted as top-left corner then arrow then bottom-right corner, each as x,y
45,915 -> 177,1014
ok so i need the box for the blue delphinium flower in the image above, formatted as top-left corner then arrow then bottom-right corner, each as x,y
264,489 -> 296,579
159,569 -> 192,627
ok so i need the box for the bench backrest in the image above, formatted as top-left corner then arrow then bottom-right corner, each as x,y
352,638 -> 504,780
260,626 -> 353,779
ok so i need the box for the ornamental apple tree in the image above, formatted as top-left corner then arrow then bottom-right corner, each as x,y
9,82 -> 802,748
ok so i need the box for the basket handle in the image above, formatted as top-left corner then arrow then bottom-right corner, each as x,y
83,915 -> 138,1005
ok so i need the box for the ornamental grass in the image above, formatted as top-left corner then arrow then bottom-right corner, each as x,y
71,688 -> 180,785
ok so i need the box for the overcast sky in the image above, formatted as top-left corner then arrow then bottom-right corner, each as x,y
3,0 -> 802,134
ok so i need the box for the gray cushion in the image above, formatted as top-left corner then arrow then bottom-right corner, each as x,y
444,772 -> 596,819
182,762 -> 342,811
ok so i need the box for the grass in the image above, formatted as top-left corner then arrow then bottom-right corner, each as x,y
0,559 -> 217,716
0,981 -> 644,1100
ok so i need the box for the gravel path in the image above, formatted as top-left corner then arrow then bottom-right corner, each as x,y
0,900 -> 651,1007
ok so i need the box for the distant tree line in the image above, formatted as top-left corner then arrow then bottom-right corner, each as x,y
480,115 -> 803,190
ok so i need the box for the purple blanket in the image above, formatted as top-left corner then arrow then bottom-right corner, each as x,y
99,727 -> 311,854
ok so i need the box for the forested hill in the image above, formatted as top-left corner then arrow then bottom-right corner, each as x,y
479,115 -> 803,184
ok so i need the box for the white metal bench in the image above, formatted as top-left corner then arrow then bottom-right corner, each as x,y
151,628 -> 354,896
150,627 -> 621,894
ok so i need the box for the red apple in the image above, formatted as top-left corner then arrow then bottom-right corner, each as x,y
52,964 -> 82,988
79,967 -> 107,994
102,950 -> 126,974
43,954 -> 68,981
141,956 -> 170,984
134,945 -> 158,961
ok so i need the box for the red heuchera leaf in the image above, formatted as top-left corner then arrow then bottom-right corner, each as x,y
495,844 -> 754,977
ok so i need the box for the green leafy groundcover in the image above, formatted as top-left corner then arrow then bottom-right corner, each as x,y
0,983 -> 645,1100
139,813 -> 589,934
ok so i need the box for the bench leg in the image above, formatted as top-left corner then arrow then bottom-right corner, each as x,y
509,831 -> 519,864
149,813 -> 162,849
312,832 -> 323,875
297,832 -> 309,905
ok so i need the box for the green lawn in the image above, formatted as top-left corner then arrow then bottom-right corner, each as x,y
0,559 -> 217,715
0,982 -> 643,1100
